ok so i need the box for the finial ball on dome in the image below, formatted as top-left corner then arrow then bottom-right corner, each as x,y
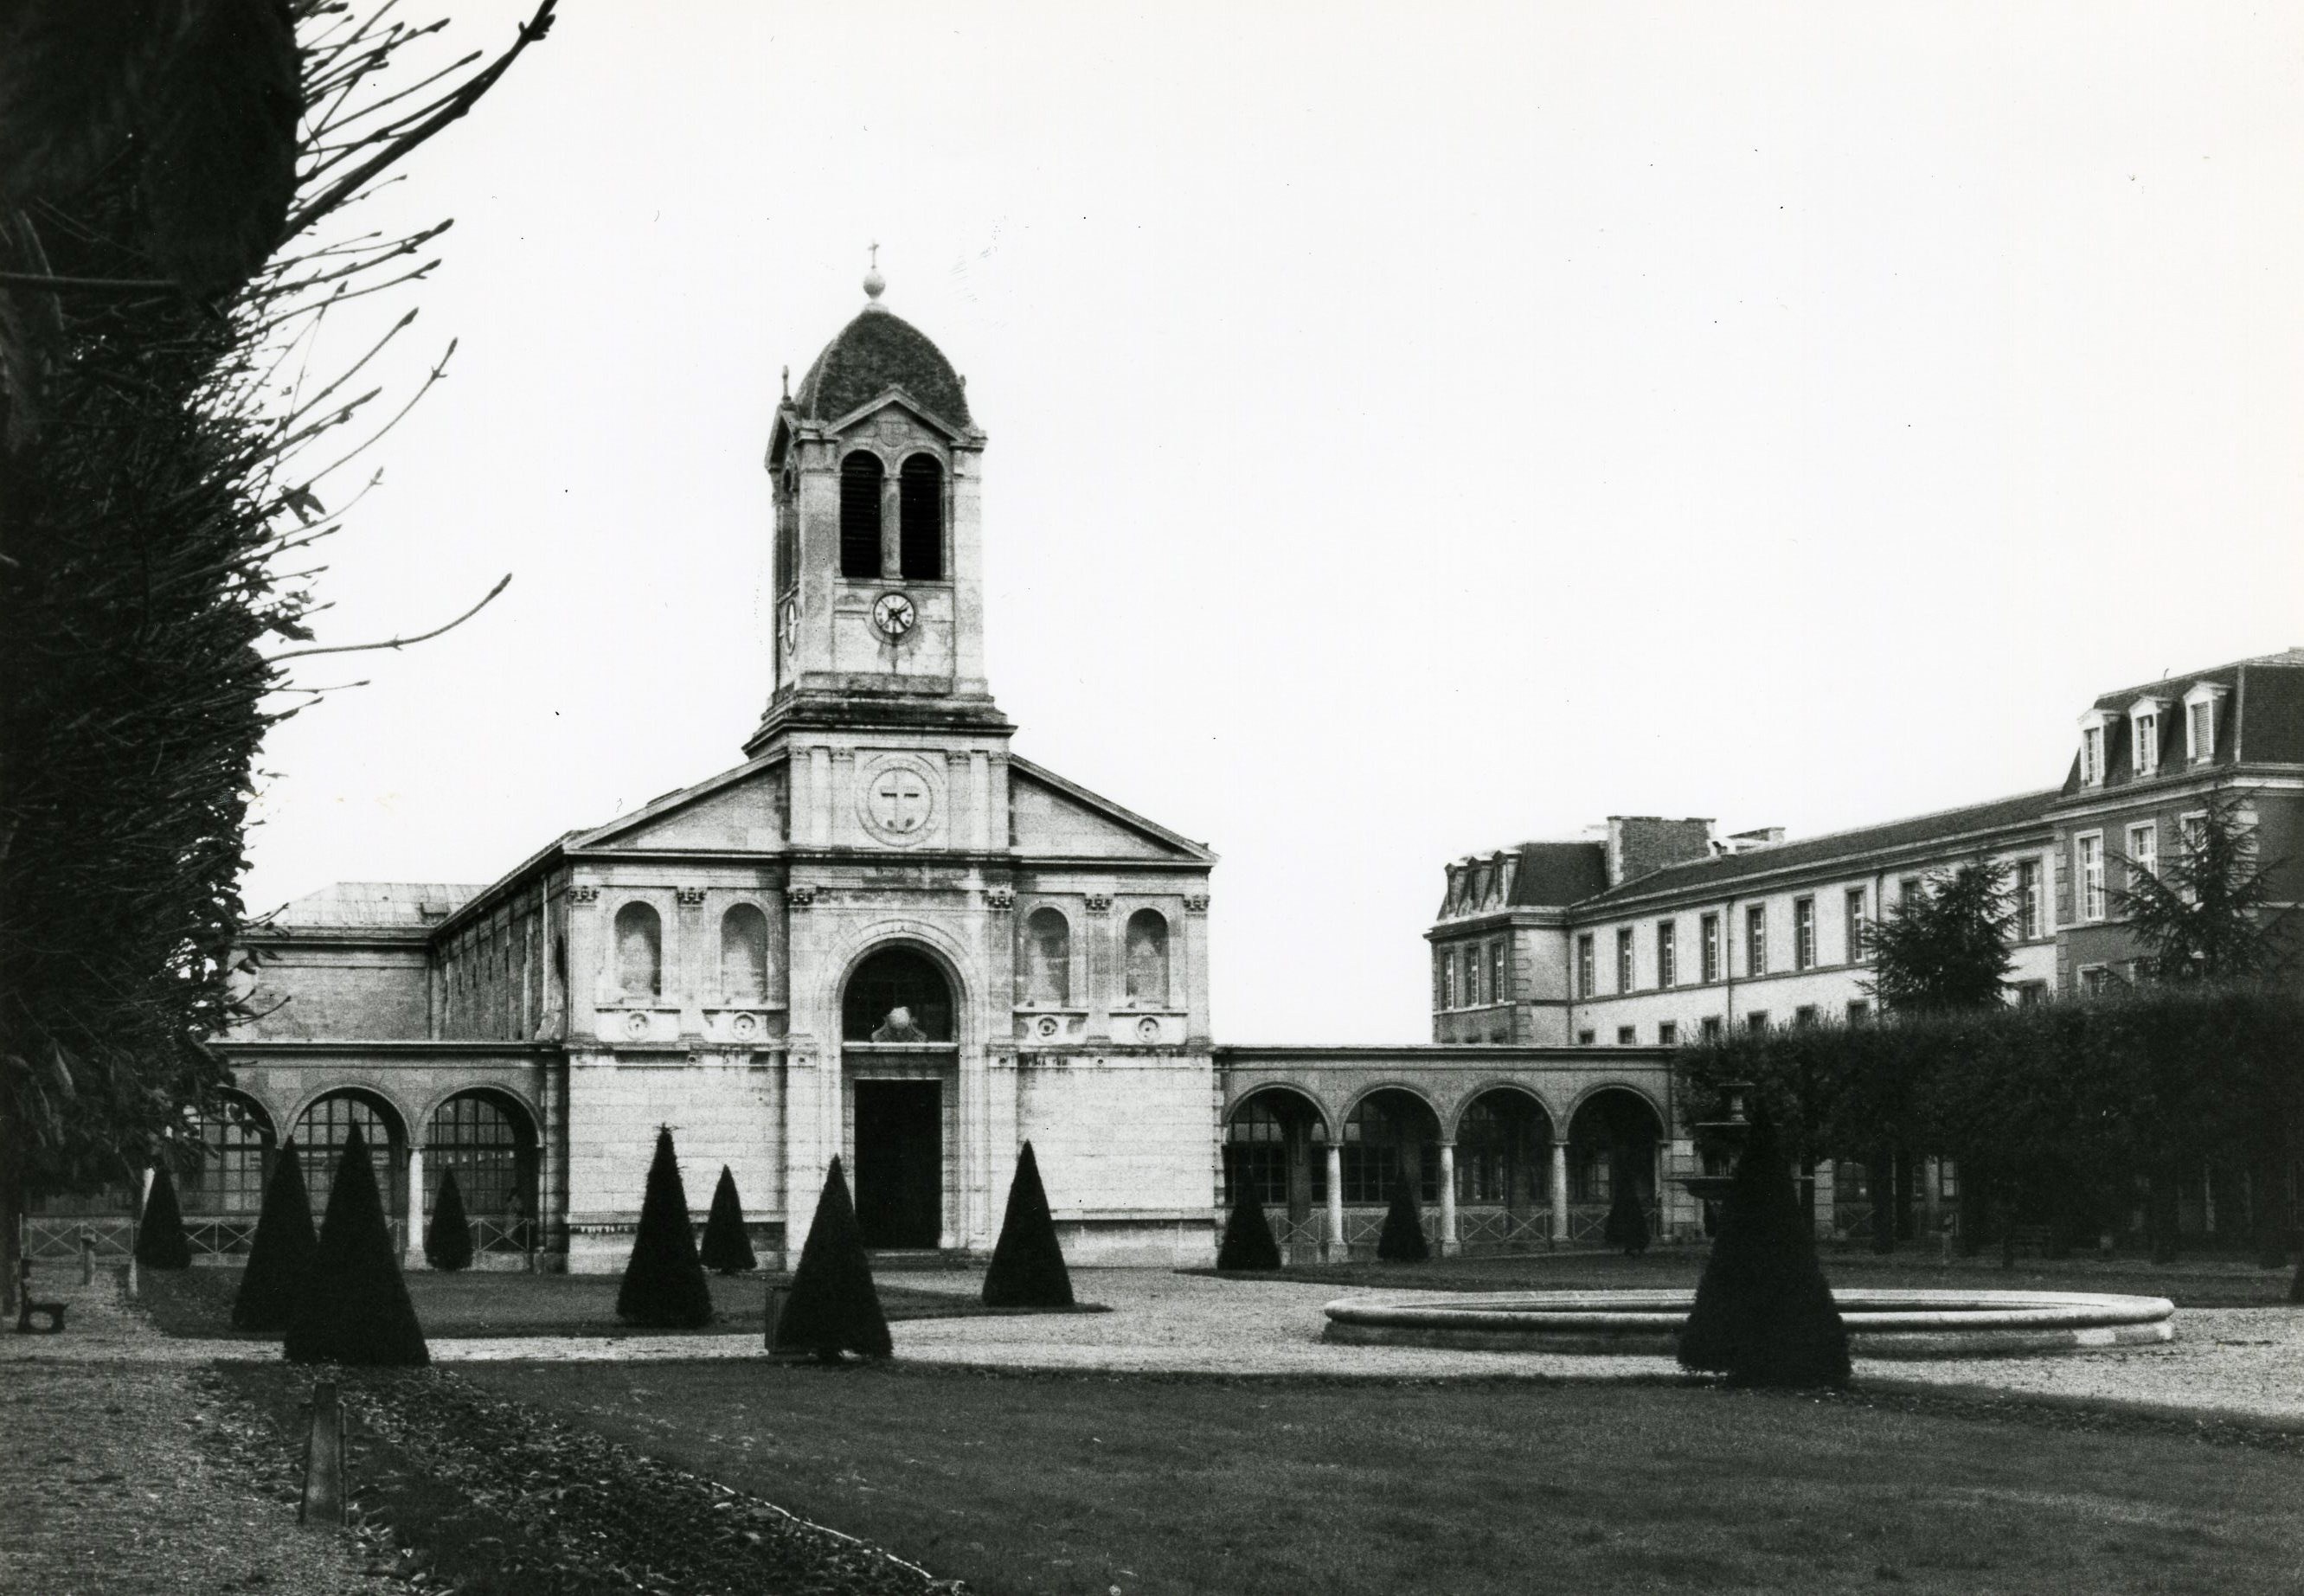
863,241 -> 886,306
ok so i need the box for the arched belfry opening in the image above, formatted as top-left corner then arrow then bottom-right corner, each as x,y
842,944 -> 957,1251
840,451 -> 883,579
899,454 -> 943,580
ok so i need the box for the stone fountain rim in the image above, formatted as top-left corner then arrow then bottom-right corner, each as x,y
1322,1287 -> 2177,1337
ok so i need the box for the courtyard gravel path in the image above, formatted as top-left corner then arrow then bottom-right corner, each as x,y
17,1265 -> 2302,1426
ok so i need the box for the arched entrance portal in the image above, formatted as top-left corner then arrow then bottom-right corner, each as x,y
843,945 -> 956,1250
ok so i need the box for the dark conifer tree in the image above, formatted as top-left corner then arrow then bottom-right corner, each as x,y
615,1127 -> 714,1328
1377,1169 -> 1429,1263
1215,1176 -> 1282,1271
1603,1147 -> 1650,1256
424,1168 -> 474,1272
982,1142 -> 1074,1307
233,1138 -> 317,1330
772,1158 -> 891,1362
286,1125 -> 428,1366
1678,1112 -> 1849,1388
699,1164 -> 757,1275
134,1163 -> 193,1270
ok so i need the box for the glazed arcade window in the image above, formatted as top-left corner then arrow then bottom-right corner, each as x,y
1744,905 -> 1768,977
839,452 -> 884,578
898,455 -> 944,579
1615,927 -> 1635,993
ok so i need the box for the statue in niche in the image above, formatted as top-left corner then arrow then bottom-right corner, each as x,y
871,1005 -> 928,1042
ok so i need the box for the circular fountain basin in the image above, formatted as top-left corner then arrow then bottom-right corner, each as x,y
1321,1288 -> 2176,1359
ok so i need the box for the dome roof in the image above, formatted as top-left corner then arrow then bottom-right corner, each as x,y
792,308 -> 972,429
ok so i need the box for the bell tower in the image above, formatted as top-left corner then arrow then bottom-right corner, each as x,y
748,266 -> 1004,754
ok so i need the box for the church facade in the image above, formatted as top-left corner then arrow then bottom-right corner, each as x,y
215,280 -> 1223,1271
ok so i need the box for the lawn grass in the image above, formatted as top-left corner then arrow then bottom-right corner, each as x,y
1200,1245 -> 2296,1307
141,1265 -> 1098,1340
457,1359 -> 2304,1595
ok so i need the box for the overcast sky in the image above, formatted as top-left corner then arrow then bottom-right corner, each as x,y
245,2 -> 2304,1043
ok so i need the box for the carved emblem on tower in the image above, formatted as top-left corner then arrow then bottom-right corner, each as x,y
855,753 -> 941,847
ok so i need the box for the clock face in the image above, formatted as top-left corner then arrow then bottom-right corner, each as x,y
779,596 -> 799,657
871,592 -> 918,639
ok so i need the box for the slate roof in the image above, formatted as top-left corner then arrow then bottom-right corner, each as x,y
264,881 -> 483,930
2062,650 -> 2304,795
1579,789 -> 2061,909
793,309 -> 972,429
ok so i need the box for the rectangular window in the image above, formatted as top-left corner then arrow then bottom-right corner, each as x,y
1441,953 -> 1455,1010
1898,876 -> 1921,907
1657,920 -> 1678,989
2188,700 -> 2214,762
1847,999 -> 1871,1024
1844,888 -> 1866,964
2127,822 -> 2157,889
1434,953 -> 1447,1010
2077,833 -> 2105,921
1616,926 -> 1635,993
1939,1159 -> 1959,1201
1577,1029 -> 1596,1046
1746,1010 -> 1769,1033
1794,897 -> 1816,971
1794,1004 -> 1819,1028
2016,980 -> 2047,1006
1576,934 -> 1595,999
2080,965 -> 2109,996
2081,724 -> 2104,785
1700,1016 -> 1723,1041
1489,941 -> 1506,1005
2015,858 -> 2042,940
1745,904 -> 1768,977
1616,1025 -> 1636,1046
1463,945 -> 1481,1008
2132,712 -> 2158,775
1700,913 -> 1721,983
1658,1020 -> 1678,1047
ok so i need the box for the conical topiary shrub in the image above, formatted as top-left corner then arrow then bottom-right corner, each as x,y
134,1163 -> 193,1270
616,1127 -> 715,1328
983,1142 -> 1074,1307
1678,1112 -> 1849,1388
286,1125 -> 429,1366
699,1165 -> 757,1275
1603,1148 -> 1650,1256
1377,1170 -> 1429,1263
772,1158 -> 891,1362
233,1139 -> 318,1330
1216,1177 -> 1281,1271
424,1169 -> 474,1272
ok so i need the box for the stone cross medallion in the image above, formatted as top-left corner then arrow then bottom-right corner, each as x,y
868,769 -> 930,836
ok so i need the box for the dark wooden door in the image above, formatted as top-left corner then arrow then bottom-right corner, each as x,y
853,1080 -> 941,1248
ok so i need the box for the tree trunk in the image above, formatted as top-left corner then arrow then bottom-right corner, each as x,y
1,1180 -> 22,1319
1868,1146 -> 1896,1254
2147,1165 -> 2180,1266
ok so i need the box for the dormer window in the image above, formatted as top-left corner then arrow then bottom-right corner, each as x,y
2076,711 -> 2112,786
2182,682 -> 2228,764
2128,698 -> 2165,778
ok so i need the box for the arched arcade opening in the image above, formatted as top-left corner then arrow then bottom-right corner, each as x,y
1452,1087 -> 1554,1253
424,1089 -> 540,1256
1566,1086 -> 1665,1247
1223,1087 -> 1328,1252
295,1089 -> 409,1250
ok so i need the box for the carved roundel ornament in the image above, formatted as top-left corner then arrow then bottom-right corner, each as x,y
856,753 -> 940,847
870,591 -> 917,640
625,1011 -> 651,1040
731,1012 -> 760,1041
